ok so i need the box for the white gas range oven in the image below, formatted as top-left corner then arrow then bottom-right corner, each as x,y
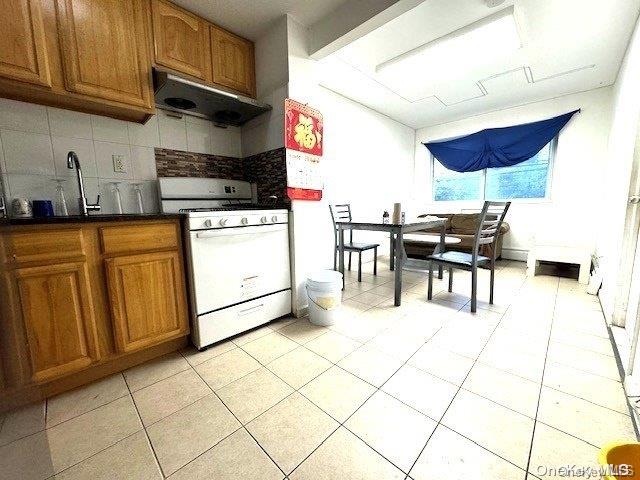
159,177 -> 292,350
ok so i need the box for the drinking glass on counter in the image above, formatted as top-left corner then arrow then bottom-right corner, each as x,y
132,183 -> 144,214
53,179 -> 69,216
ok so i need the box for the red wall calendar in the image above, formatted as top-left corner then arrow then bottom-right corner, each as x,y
284,99 -> 323,200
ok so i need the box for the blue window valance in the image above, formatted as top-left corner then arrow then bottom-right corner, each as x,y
424,109 -> 579,173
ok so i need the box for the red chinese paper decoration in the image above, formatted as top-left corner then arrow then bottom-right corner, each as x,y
285,99 -> 323,156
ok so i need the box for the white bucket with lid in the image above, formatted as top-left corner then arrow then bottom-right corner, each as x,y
306,270 -> 343,326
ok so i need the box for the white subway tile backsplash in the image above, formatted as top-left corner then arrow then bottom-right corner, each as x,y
128,115 -> 160,148
0,99 -> 243,210
131,146 -> 157,180
1,130 -> 55,175
94,141 -> 133,180
91,116 -> 130,144
6,174 -> 58,203
211,125 -> 241,157
158,110 -> 187,151
0,98 -> 49,134
52,137 -> 97,178
186,117 -> 212,154
48,108 -> 93,139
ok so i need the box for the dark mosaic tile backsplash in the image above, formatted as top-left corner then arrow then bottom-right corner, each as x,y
155,147 -> 289,208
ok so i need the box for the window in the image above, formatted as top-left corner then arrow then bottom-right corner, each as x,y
431,138 -> 555,202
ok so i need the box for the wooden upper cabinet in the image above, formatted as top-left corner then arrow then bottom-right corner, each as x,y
54,0 -> 153,109
0,0 -> 51,88
151,0 -> 211,81
210,25 -> 255,97
15,261 -> 99,383
105,250 -> 188,354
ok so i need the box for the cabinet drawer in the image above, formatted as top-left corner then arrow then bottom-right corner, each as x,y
8,228 -> 85,264
100,223 -> 179,255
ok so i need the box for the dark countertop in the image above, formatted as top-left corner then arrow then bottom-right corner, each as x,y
0,213 -> 184,227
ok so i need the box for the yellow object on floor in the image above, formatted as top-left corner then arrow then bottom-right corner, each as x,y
599,443 -> 640,479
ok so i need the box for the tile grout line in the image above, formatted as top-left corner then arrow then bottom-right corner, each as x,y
402,276 -> 532,479
122,371 -> 166,479
523,278 -> 560,480
281,295 -> 473,478
181,349 -> 289,479
44,427 -> 150,480
0,388 -> 133,450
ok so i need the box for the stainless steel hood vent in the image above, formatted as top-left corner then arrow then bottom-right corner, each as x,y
153,68 -> 271,127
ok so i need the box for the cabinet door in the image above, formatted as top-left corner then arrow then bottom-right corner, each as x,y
105,250 -> 188,353
0,0 -> 51,87
151,0 -> 210,81
15,262 -> 99,383
210,26 -> 255,97
55,0 -> 153,108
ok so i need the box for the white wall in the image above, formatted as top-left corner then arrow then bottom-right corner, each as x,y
0,99 -> 241,215
413,87 -> 613,261
286,17 -> 416,314
599,15 -> 640,322
241,17 -> 289,158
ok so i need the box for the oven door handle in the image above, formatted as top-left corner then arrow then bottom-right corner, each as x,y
195,224 -> 286,238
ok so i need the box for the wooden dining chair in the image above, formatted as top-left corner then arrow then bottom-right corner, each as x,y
427,201 -> 511,312
329,204 -> 379,282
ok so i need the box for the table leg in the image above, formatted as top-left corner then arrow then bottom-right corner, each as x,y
389,232 -> 395,271
437,223 -> 445,279
338,228 -> 345,289
394,230 -> 403,306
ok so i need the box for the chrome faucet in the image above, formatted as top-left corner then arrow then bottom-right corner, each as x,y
67,151 -> 100,215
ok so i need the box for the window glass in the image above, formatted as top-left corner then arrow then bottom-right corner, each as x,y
432,160 -> 482,201
485,143 -> 552,200
431,139 -> 554,201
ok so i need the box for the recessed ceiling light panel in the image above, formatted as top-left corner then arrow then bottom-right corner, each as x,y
375,6 -> 522,100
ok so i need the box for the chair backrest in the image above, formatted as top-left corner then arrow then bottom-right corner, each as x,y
471,201 -> 511,263
329,204 -> 353,245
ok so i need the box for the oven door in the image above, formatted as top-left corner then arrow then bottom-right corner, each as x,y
188,223 -> 291,315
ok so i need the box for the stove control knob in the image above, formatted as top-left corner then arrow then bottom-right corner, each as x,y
271,215 -> 278,223
219,218 -> 228,226
204,219 -> 212,228
241,217 -> 249,225
260,216 -> 268,224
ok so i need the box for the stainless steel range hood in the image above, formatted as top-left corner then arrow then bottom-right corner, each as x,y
153,68 -> 271,127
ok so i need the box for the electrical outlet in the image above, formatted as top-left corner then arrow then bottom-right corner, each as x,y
112,155 -> 126,173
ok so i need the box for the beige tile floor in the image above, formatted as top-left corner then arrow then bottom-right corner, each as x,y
1,259 -> 638,480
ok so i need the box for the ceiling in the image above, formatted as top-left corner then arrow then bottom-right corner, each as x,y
317,0 -> 640,128
172,0 -> 349,40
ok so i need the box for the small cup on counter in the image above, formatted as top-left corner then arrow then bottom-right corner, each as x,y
11,198 -> 32,218
32,200 -> 54,218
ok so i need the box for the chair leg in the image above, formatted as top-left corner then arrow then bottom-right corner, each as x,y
448,267 -> 453,292
490,262 -> 495,304
333,247 -> 337,271
373,247 -> 378,276
427,261 -> 433,300
471,267 -> 478,313
358,252 -> 362,282
348,252 -> 352,271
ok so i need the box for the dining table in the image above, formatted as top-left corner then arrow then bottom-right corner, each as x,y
336,216 -> 447,306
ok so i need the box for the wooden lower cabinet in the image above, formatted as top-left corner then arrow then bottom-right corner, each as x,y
0,219 -> 189,411
106,250 -> 188,353
15,261 -> 99,382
